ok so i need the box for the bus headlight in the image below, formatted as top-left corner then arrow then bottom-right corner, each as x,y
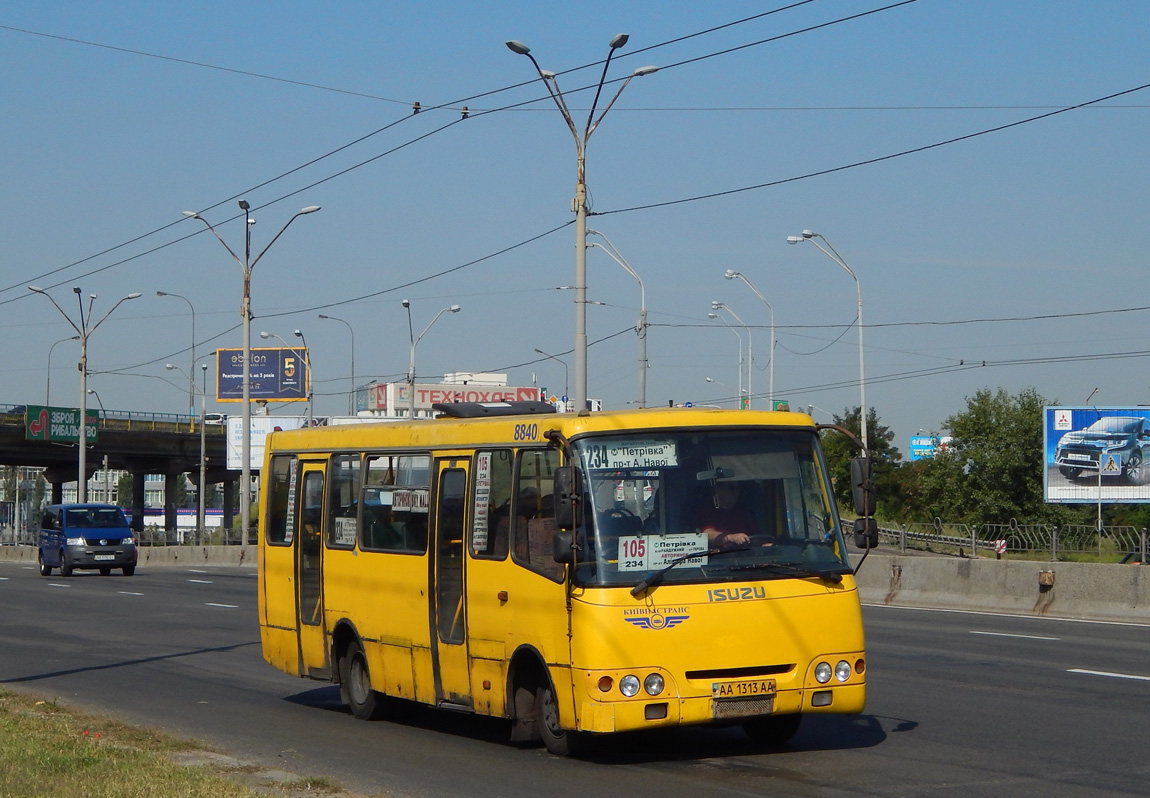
619,675 -> 640,697
835,660 -> 852,682
643,673 -> 665,696
814,662 -> 832,684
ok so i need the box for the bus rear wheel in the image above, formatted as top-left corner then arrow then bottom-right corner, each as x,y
342,639 -> 388,721
743,713 -> 802,746
536,682 -> 591,757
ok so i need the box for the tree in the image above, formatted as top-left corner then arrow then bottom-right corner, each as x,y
819,405 -> 902,515
909,387 -> 1087,527
117,472 -> 133,507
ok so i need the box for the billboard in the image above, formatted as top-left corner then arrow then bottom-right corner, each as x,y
365,383 -> 542,412
24,405 -> 98,444
225,416 -> 308,470
216,347 -> 309,403
1044,406 -> 1150,503
908,435 -> 953,461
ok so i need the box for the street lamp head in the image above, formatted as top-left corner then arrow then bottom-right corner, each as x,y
785,236 -> 803,245
401,299 -> 410,309
505,39 -> 531,55
707,313 -> 719,320
125,293 -> 142,300
539,69 -> 556,79
259,331 -> 271,339
28,285 -> 45,294
609,33 -> 629,49
165,364 -> 175,371
801,229 -> 816,239
201,363 -> 208,372
449,304 -> 462,313
705,377 -> 715,383
710,300 -> 723,310
318,314 -> 330,319
181,210 -> 200,219
73,287 -> 82,295
724,269 -> 739,280
299,205 -> 321,215
293,329 -> 303,338
156,290 -> 168,297
238,199 -> 250,211
633,65 -> 659,76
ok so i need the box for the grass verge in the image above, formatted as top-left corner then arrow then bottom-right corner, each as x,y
0,688 -> 352,797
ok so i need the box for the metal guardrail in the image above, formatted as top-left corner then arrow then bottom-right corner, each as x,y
867,518 -> 1149,563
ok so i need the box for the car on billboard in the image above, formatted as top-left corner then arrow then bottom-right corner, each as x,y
1054,415 -> 1150,485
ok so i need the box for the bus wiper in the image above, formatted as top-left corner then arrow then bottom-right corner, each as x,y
728,561 -> 846,583
630,547 -> 749,597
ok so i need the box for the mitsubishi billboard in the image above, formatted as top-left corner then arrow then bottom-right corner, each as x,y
1044,406 -> 1150,504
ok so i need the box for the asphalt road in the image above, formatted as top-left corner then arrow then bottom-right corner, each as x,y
2,561 -> 1149,797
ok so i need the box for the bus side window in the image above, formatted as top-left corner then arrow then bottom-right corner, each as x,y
471,449 -> 512,560
511,448 -> 565,582
327,453 -> 360,549
265,455 -> 294,546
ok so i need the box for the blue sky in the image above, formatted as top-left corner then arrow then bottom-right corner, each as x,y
2,1 -> 1148,453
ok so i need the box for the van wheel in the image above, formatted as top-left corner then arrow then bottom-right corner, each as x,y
536,680 -> 591,757
38,552 -> 51,577
59,552 -> 73,577
122,565 -> 135,576
743,713 -> 802,746
343,639 -> 387,720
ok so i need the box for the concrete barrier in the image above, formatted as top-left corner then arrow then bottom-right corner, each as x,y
0,545 -> 258,568
854,552 -> 1150,624
5,544 -> 1147,623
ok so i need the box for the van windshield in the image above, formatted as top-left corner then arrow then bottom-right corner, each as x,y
64,507 -> 128,529
568,429 -> 851,588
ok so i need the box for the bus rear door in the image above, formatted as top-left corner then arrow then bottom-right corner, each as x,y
432,458 -> 472,708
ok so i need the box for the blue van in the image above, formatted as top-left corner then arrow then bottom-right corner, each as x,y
38,503 -> 137,577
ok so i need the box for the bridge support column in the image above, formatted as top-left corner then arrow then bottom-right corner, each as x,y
51,481 -> 63,505
131,472 -> 146,534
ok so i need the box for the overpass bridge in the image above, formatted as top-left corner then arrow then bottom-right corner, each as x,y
0,405 -> 239,534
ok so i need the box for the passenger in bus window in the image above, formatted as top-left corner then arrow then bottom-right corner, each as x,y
693,481 -> 754,549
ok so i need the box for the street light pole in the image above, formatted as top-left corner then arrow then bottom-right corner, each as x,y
294,329 -> 312,425
401,300 -> 462,418
533,348 -> 570,406
711,302 -> 752,408
259,331 -> 311,424
506,36 -> 656,415
318,314 -> 355,414
787,229 -> 867,453
724,269 -> 774,409
183,200 -> 320,544
586,229 -> 647,408
46,335 -> 79,406
29,286 -> 141,502
156,290 -> 196,415
707,312 -> 744,402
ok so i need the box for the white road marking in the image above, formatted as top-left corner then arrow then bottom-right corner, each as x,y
48,583 -> 71,588
970,630 -> 1060,641
118,591 -> 144,596
205,603 -> 238,609
187,579 -> 213,584
1068,668 -> 1150,682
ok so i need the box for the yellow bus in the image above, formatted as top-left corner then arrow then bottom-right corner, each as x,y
258,401 -> 873,755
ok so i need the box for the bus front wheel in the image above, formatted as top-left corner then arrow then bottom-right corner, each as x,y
536,682 -> 591,757
341,639 -> 387,721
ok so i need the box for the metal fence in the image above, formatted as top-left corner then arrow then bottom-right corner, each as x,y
872,518 -> 1148,563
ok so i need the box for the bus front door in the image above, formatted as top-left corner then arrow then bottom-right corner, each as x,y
296,462 -> 330,679
431,459 -> 472,708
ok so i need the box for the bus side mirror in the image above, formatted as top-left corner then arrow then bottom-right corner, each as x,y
853,517 -> 879,549
552,530 -> 574,564
850,456 -> 877,517
553,466 -> 580,530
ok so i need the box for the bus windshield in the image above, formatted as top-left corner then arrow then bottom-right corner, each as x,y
570,429 -> 851,588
